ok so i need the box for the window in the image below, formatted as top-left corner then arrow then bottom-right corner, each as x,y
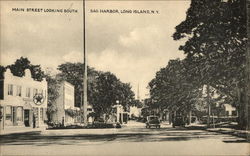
7,84 -> 13,95
33,88 -> 38,96
26,88 -> 31,98
16,107 -> 23,121
16,85 -> 22,97
5,106 -> 12,121
232,110 -> 237,116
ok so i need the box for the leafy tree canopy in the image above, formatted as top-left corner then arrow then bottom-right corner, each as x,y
6,57 -> 45,81
57,62 -> 135,116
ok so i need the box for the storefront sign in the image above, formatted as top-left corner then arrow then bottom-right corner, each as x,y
33,93 -> 44,105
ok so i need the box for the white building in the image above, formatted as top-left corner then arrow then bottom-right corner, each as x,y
223,104 -> 237,116
129,106 -> 141,118
51,81 -> 77,125
0,69 -> 48,130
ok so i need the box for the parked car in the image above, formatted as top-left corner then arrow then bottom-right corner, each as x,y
146,116 -> 161,128
172,115 -> 186,128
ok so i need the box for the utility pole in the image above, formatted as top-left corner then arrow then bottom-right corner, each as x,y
82,0 -> 88,125
207,85 -> 211,128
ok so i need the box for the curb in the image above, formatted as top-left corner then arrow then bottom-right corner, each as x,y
185,125 -> 249,141
0,130 -> 42,136
206,128 -> 250,141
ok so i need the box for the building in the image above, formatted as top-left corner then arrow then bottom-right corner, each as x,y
222,104 -> 237,116
129,106 -> 141,118
0,69 -> 48,130
111,104 -> 129,124
51,81 -> 78,125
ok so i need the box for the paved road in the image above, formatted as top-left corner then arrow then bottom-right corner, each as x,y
0,121 -> 249,156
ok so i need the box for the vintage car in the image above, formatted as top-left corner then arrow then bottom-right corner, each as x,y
146,116 -> 161,128
172,115 -> 186,128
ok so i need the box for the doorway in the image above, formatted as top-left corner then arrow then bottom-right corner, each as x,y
24,110 -> 30,127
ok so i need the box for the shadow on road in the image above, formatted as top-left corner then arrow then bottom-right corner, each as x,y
0,127 -> 247,146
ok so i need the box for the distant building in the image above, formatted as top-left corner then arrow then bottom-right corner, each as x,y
0,69 -> 48,130
222,104 -> 237,116
51,81 -> 79,125
110,105 -> 129,124
129,106 -> 141,118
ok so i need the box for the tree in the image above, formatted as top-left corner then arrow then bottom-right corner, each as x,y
92,72 -> 135,116
57,62 -> 99,108
7,57 -> 45,81
246,0 -> 250,131
149,59 -> 201,114
45,74 -> 60,121
0,65 -> 6,79
173,0 -> 247,129
57,63 -> 135,117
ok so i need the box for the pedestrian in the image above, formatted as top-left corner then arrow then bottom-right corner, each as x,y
62,117 -> 65,127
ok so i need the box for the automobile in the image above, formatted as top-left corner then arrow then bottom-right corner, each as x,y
172,115 -> 186,128
146,116 -> 161,128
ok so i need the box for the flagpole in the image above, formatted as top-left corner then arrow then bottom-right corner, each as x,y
83,0 -> 88,125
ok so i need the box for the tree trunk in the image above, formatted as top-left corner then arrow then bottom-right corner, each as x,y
207,85 -> 211,128
237,87 -> 247,130
246,0 -> 250,131
188,110 -> 192,125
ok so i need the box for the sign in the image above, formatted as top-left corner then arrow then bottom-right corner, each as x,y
33,93 -> 44,105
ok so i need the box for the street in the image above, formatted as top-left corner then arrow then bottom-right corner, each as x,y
0,121 -> 249,156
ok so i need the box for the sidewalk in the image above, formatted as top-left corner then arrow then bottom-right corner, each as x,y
206,127 -> 250,140
0,126 -> 46,135
186,123 -> 250,140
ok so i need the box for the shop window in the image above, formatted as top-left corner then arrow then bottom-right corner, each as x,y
7,84 -> 13,95
0,80 -> 3,100
5,106 -> 12,121
26,88 -> 31,98
16,85 -> 22,97
16,107 -> 23,121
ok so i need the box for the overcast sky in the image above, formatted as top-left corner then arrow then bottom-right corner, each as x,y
1,1 -> 190,99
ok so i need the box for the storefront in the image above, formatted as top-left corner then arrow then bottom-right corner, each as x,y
0,69 -> 48,130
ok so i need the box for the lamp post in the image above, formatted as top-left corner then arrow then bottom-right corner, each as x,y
116,100 -> 119,122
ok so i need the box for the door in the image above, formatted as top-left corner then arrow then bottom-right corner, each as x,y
24,110 -> 30,127
13,107 -> 17,126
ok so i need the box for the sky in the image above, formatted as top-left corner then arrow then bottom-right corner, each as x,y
0,0 -> 190,99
